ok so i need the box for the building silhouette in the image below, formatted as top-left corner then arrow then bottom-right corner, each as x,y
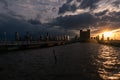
15,32 -> 19,41
80,29 -> 90,41
96,35 -> 100,41
101,34 -> 104,41
25,32 -> 32,41
107,37 -> 110,41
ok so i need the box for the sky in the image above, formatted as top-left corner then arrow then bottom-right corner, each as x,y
0,0 -> 120,40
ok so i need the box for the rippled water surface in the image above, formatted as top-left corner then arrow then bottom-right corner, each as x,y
96,45 -> 120,80
0,43 -> 120,80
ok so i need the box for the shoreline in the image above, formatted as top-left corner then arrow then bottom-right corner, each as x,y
98,40 -> 120,47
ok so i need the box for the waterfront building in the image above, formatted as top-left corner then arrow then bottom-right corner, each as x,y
80,29 -> 90,41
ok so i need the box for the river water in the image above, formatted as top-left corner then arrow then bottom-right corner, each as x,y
0,43 -> 120,80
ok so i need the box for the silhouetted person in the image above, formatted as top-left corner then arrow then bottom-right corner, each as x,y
53,49 -> 57,64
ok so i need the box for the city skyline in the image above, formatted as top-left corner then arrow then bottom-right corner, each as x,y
0,0 -> 119,38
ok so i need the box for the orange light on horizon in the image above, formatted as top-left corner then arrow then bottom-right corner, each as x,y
93,28 -> 120,40
98,31 -> 114,40
103,31 -> 113,38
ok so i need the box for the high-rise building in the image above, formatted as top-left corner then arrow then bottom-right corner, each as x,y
96,35 -> 100,41
25,32 -> 30,41
15,32 -> 19,41
101,34 -> 104,41
80,29 -> 90,41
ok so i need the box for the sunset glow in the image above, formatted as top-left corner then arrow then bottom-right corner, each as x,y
96,28 -> 120,40
103,32 -> 113,38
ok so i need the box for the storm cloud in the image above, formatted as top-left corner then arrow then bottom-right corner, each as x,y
57,0 -> 120,31
54,13 -> 97,29
0,13 -> 71,40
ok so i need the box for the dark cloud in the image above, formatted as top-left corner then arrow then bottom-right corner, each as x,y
99,11 -> 120,22
54,10 -> 120,33
113,0 -> 120,7
0,0 -> 119,37
0,0 -> 8,8
58,0 -> 80,14
28,19 -> 42,25
53,13 -> 97,29
66,0 -> 73,3
0,14 -> 35,40
59,0 -> 100,14
0,0 -> 25,20
80,0 -> 100,9
110,11 -> 120,18
95,10 -> 108,16
0,14 -> 69,40
59,4 -> 77,14
0,14 -> 49,40
94,11 -> 120,31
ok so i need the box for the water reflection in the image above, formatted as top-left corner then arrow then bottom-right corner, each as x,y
97,46 -> 120,80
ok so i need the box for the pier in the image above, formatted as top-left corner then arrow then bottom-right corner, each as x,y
0,41 -> 67,51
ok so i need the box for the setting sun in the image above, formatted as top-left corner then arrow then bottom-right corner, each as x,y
103,32 -> 113,37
